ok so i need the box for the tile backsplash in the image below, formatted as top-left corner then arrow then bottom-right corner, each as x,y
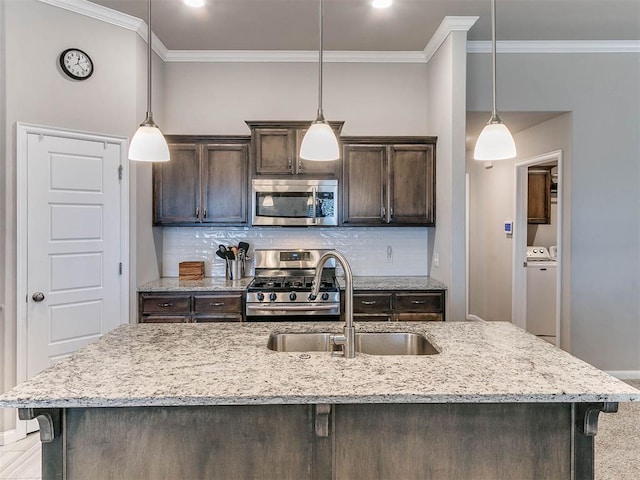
163,227 -> 429,277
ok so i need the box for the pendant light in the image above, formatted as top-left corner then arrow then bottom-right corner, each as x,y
473,0 -> 516,161
129,0 -> 170,162
299,0 -> 340,161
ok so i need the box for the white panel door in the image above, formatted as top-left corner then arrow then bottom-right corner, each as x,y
26,133 -> 124,378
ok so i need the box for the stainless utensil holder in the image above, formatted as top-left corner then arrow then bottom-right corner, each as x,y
226,259 -> 245,280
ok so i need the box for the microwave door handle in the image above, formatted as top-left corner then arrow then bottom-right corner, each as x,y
312,186 -> 318,224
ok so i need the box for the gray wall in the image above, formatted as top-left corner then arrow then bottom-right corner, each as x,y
467,52 -> 640,371
0,0 -> 149,435
163,61 -> 429,136
426,32 -> 469,322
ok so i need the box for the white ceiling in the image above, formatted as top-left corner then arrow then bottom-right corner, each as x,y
88,0 -> 640,51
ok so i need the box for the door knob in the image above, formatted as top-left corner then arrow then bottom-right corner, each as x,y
32,292 -> 45,302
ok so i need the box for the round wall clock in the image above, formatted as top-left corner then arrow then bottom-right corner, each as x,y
59,48 -> 94,80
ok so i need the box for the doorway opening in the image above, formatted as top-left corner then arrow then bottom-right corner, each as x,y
512,150 -> 563,347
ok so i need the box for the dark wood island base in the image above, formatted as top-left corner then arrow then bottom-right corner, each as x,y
20,402 -> 617,480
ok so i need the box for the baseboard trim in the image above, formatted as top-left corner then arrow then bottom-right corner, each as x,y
0,428 -> 18,446
605,370 -> 640,380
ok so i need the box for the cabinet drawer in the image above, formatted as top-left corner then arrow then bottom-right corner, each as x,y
354,314 -> 392,322
141,315 -> 192,323
353,294 -> 392,314
394,313 -> 443,322
193,314 -> 243,323
194,295 -> 242,314
141,295 -> 191,314
395,292 -> 444,313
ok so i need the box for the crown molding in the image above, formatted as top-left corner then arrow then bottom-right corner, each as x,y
163,50 -> 427,63
467,40 -> 640,54
38,0 -> 169,60
38,0 -> 140,30
37,1 -> 640,62
423,16 -> 479,63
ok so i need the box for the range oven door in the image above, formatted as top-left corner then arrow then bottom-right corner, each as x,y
245,302 -> 340,317
251,179 -> 338,226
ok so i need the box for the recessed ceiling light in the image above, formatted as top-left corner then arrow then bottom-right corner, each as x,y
372,0 -> 392,8
184,0 -> 205,7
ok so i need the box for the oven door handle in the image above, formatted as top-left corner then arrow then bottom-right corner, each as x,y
246,304 -> 337,312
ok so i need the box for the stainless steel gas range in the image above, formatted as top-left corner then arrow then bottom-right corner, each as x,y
245,249 -> 341,321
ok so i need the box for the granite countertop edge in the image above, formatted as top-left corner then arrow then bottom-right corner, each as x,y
1,322 -> 638,408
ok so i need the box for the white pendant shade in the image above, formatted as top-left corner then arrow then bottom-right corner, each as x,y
129,125 -> 170,162
299,122 -> 340,161
473,121 -> 516,161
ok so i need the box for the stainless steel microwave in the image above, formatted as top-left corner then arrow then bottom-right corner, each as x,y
251,179 -> 338,226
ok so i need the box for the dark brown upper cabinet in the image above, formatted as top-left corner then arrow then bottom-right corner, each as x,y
153,136 -> 249,226
342,137 -> 436,226
527,167 -> 551,224
246,121 -> 344,177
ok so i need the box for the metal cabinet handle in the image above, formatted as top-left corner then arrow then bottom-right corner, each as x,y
32,292 -> 45,302
158,303 -> 173,308
381,206 -> 386,220
209,302 -> 225,307
288,158 -> 293,172
411,300 -> 427,305
361,301 -> 376,305
389,206 -> 394,219
203,209 -> 207,218
298,160 -> 303,172
195,208 -> 199,217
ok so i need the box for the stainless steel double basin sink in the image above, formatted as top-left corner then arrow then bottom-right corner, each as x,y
267,332 -> 439,356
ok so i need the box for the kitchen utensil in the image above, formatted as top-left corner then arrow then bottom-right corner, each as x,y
238,241 -> 250,253
215,250 -> 227,260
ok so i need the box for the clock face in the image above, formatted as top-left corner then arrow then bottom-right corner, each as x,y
59,48 -> 94,80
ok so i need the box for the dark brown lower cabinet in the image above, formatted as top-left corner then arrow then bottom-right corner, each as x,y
139,292 -> 243,323
25,401 -> 611,480
353,290 -> 445,322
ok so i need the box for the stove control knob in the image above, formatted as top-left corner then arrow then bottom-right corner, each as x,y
269,293 -> 277,302
308,293 -> 317,301
321,292 -> 330,301
256,293 -> 265,302
289,292 -> 297,301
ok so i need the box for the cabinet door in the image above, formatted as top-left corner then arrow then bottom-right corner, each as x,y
202,143 -> 248,224
389,144 -> 435,225
253,128 -> 294,175
294,128 -> 342,177
528,169 -> 551,224
342,145 -> 387,225
153,144 -> 200,224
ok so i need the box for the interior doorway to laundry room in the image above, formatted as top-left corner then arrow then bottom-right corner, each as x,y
512,150 -> 563,347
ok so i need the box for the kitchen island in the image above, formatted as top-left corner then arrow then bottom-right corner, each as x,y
1,321 -> 638,479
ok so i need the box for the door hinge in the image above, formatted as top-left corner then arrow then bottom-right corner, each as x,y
119,262 -> 123,275
118,165 -> 123,180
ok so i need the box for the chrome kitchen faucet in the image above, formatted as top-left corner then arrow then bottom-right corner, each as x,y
311,251 -> 355,358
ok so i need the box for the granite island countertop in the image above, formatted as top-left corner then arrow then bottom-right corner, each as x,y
1,321 -> 637,408
138,276 -> 447,292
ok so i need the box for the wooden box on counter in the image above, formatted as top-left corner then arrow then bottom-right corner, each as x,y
179,261 -> 205,280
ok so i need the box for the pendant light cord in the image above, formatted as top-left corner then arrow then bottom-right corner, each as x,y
317,0 -> 324,120
146,0 -> 153,120
491,0 -> 497,117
